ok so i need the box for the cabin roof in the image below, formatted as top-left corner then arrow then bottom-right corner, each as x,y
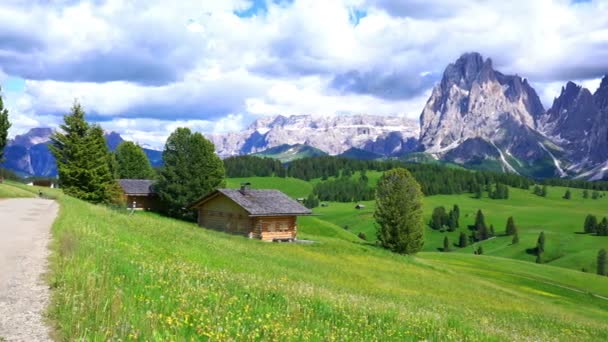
191,188 -> 312,216
119,179 -> 156,196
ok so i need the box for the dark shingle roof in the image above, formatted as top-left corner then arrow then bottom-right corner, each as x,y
192,189 -> 312,216
119,179 -> 156,195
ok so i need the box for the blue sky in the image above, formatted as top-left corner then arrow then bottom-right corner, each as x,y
0,0 -> 606,148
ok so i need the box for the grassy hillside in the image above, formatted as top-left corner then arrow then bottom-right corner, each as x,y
226,176 -> 313,198
0,181 -> 35,198
48,192 -> 608,340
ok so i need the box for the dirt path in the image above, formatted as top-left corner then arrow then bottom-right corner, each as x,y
0,198 -> 58,341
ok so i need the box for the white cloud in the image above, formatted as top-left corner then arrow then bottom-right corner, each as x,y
0,0 -> 606,143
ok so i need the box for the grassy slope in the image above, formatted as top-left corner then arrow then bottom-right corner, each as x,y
49,193 -> 608,340
0,181 -> 35,198
245,172 -> 608,272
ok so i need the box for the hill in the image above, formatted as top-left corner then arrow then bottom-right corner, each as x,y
337,147 -> 383,160
252,144 -> 327,162
36,188 -> 608,340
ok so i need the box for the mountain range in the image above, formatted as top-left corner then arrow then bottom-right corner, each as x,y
1,128 -> 162,177
2,52 -> 607,180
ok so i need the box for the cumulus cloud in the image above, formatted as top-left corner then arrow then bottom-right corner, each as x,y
0,0 -> 606,148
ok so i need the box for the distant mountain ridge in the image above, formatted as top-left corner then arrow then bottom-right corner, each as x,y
1,128 -> 162,177
208,114 -> 419,158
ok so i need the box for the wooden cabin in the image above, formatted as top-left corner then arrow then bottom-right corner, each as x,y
118,179 -> 160,211
190,184 -> 312,241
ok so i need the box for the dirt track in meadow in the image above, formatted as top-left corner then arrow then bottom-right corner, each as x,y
0,198 -> 58,341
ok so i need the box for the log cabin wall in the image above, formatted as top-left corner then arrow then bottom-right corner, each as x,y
125,195 -> 160,211
253,216 -> 297,241
197,195 -> 253,235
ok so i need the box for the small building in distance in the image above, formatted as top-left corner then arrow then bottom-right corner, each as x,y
190,184 -> 312,241
118,179 -> 160,211
355,204 -> 365,209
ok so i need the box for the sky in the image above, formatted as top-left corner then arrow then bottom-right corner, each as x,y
0,0 -> 607,148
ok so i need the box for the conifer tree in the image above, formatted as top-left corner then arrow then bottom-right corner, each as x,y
592,191 -> 600,200
447,210 -> 457,231
512,232 -> 519,244
584,214 -> 598,234
541,185 -> 548,197
563,189 -> 571,199
536,232 -> 546,254
50,102 -> 118,203
477,245 -> 483,255
459,232 -> 468,248
430,206 -> 447,230
374,168 -> 424,254
474,209 -> 489,241
598,217 -> 608,236
115,141 -> 155,179
505,216 -> 517,235
156,127 -> 225,219
452,204 -> 460,227
598,249 -> 607,276
0,86 -> 10,162
583,189 -> 589,199
443,236 -> 450,252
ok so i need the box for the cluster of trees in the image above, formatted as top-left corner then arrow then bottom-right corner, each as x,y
312,173 -> 374,202
472,210 -> 495,241
50,103 -> 122,204
532,185 -> 548,197
223,156 -> 286,177
429,205 -> 460,231
583,214 -> 608,236
543,178 -> 608,191
563,189 -> 572,199
582,189 -> 604,199
487,183 -> 509,199
49,103 -> 225,220
303,193 -> 319,209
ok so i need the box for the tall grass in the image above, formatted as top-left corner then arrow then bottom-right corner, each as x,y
47,193 -> 608,340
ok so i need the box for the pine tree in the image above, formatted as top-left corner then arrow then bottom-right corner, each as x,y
541,185 -> 548,197
536,232 -> 546,254
512,232 -> 519,244
304,193 -> 319,209
563,189 -> 571,199
474,209 -> 488,241
459,232 -> 468,248
584,214 -> 598,234
583,189 -> 589,199
598,217 -> 608,236
374,168 -> 424,254
598,249 -> 607,276
0,86 -> 10,162
115,141 -> 155,179
447,210 -> 457,231
477,245 -> 483,255
156,127 -> 225,219
49,102 -> 118,204
533,185 -> 542,196
452,204 -> 460,227
505,216 -> 517,235
430,206 -> 447,230
443,236 -> 450,252
592,191 -> 600,200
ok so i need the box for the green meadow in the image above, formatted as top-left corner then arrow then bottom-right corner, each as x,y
3,178 -> 608,340
0,181 -> 35,198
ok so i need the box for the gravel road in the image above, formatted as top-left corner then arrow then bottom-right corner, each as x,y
0,198 -> 58,341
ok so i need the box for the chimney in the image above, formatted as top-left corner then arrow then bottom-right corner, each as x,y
240,182 -> 251,195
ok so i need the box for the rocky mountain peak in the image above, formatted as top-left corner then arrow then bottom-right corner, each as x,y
11,127 -> 53,148
594,75 -> 608,109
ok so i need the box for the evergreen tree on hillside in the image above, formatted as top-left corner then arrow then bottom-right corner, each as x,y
430,206 -> 448,230
598,249 -> 607,276
115,141 -> 155,179
598,217 -> 608,236
443,236 -> 450,252
304,193 -> 319,209
477,245 -> 483,255
592,191 -> 600,200
533,185 -> 542,196
474,210 -> 489,241
447,210 -> 457,231
563,189 -> 571,200
459,232 -> 468,248
50,102 -> 118,203
374,168 -> 424,254
583,189 -> 589,199
505,216 -> 517,236
541,185 -> 548,197
584,214 -> 598,234
156,128 -> 225,220
453,204 -> 460,227
0,86 -> 10,162
536,232 -> 546,255
512,232 -> 519,244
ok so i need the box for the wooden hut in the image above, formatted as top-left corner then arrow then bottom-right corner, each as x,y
190,184 -> 312,241
118,179 -> 160,211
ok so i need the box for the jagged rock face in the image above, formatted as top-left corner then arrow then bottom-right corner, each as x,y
541,76 -> 608,171
418,52 -> 555,177
420,52 -> 544,154
209,114 -> 419,157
